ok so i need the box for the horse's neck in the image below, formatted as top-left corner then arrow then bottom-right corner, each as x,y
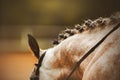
53,23 -> 117,72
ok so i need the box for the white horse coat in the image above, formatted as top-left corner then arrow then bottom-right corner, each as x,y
29,13 -> 120,80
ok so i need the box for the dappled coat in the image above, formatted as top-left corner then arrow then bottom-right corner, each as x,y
28,12 -> 120,80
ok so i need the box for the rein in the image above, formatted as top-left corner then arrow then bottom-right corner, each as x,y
65,23 -> 120,80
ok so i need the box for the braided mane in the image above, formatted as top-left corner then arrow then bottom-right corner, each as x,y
52,12 -> 120,45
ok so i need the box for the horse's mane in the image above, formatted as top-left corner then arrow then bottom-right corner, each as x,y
52,12 -> 120,45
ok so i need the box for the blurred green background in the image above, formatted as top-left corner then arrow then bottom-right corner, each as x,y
0,0 -> 120,52
0,0 -> 120,80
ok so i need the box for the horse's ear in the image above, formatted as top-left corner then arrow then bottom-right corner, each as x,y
28,34 -> 40,59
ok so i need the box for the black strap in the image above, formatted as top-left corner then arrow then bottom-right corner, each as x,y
32,52 -> 46,80
65,23 -> 120,80
36,52 -> 46,75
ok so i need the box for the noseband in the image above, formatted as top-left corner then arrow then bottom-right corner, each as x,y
65,23 -> 120,80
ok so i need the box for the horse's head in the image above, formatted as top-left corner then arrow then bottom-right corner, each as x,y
28,12 -> 120,80
28,34 -> 69,80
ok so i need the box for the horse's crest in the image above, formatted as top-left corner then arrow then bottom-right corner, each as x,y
28,12 -> 120,80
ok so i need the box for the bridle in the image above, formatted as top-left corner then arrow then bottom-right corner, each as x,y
65,23 -> 120,80
33,23 -> 120,80
32,51 -> 46,80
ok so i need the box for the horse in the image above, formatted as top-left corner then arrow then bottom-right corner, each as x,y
28,12 -> 120,80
